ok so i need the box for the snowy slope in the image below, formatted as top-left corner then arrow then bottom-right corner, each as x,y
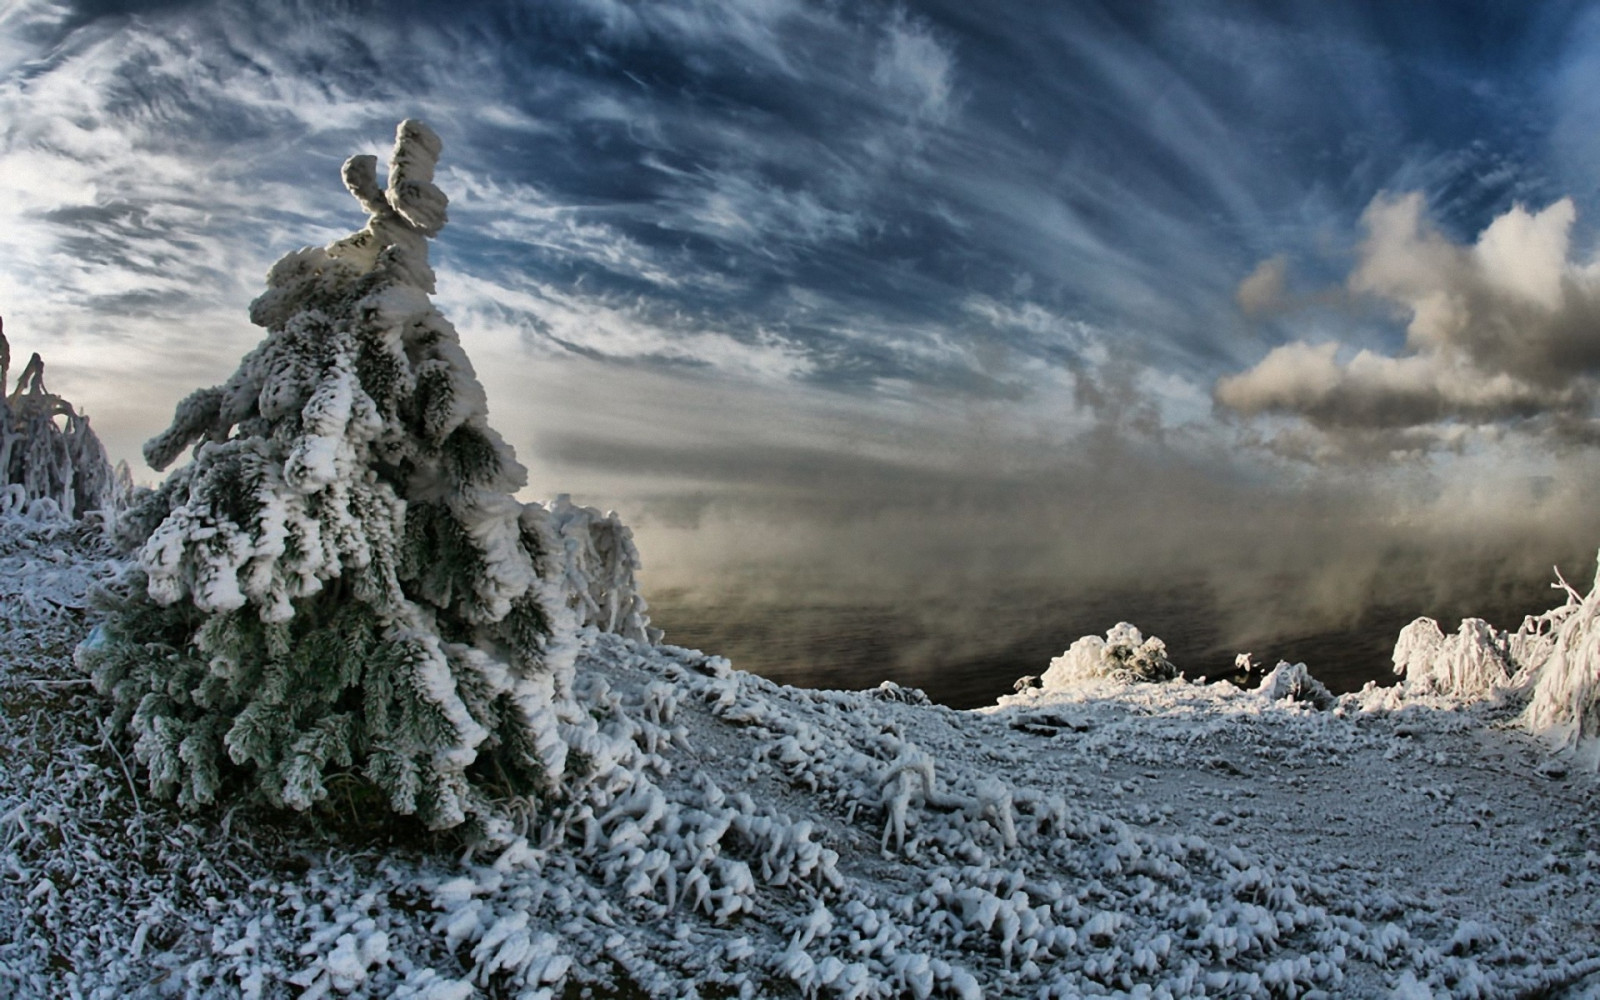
3,514 -> 1599,998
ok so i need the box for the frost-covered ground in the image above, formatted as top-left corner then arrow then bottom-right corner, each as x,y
3,511 -> 1599,998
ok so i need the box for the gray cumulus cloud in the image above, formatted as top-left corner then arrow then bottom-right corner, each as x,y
1218,193 -> 1600,454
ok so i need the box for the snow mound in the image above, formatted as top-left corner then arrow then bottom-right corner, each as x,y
1038,622 -> 1178,690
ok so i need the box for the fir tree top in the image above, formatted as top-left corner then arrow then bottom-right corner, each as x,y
135,119 -> 536,626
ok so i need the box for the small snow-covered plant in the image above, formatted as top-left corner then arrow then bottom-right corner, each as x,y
81,121 -> 637,829
1255,661 -> 1334,710
1039,622 -> 1177,689
1391,617 -> 1513,700
536,493 -> 658,643
0,318 -> 126,520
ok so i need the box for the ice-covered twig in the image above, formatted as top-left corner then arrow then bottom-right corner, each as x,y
1552,563 -> 1584,606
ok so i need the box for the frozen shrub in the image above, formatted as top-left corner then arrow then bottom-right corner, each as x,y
1391,617 -> 1513,699
536,493 -> 658,643
1040,622 -> 1177,689
1518,555 -> 1600,767
80,121 -> 649,829
868,680 -> 933,705
1505,580 -> 1580,683
0,318 -> 127,520
1255,661 -> 1334,710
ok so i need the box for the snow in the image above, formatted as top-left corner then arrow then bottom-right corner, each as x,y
4,511 -> 1600,997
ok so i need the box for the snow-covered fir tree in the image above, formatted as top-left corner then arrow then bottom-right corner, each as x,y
82,121 -> 650,829
0,316 -> 125,519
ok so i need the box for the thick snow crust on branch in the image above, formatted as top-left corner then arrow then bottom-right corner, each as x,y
82,121 -> 654,830
0,318 -> 127,522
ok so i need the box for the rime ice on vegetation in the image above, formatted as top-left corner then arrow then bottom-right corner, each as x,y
80,121 -> 654,830
9,504 -> 1600,995
1038,621 -> 1178,689
0,317 -> 128,522
1515,555 -> 1600,767
1388,554 -> 1600,767
537,493 -> 660,644
1391,616 -> 1514,699
1254,661 -> 1334,710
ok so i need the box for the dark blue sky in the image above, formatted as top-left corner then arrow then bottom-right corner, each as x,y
5,0 -> 1600,617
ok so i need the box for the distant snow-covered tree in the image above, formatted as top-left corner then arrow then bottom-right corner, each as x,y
81,121 -> 651,829
0,317 -> 126,520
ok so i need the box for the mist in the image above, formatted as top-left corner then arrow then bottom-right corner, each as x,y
502,358 -> 1600,708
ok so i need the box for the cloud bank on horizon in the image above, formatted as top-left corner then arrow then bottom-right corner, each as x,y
6,0 -> 1600,635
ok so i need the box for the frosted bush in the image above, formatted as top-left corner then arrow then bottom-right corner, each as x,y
1391,617 -> 1513,699
1039,622 -> 1177,690
1506,579 -> 1580,682
1254,661 -> 1334,710
0,318 -> 127,521
1518,554 -> 1600,767
1389,555 -> 1600,766
536,493 -> 658,643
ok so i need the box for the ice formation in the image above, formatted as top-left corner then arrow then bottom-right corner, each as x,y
79,122 -> 654,830
0,317 -> 127,521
